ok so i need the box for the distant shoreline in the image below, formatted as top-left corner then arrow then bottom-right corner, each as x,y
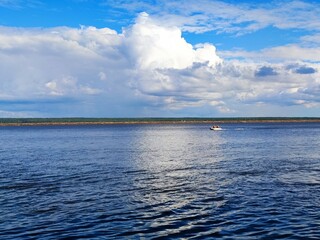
0,118 -> 320,126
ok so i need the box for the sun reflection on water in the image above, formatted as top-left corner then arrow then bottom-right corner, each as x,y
120,125 -> 229,236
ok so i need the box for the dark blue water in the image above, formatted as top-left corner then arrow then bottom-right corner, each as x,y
1,123 -> 320,239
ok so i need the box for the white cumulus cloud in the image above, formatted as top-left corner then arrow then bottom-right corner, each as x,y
0,13 -> 319,117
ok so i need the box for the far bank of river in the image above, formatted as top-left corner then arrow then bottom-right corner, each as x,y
0,118 -> 320,126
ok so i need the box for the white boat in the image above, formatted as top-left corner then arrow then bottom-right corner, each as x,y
210,125 -> 222,131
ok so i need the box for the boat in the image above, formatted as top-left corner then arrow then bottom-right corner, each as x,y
210,125 -> 222,131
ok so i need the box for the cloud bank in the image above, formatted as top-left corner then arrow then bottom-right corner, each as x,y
106,0 -> 320,35
0,12 -> 319,117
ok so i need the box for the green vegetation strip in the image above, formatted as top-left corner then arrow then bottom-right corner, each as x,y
0,117 -> 320,126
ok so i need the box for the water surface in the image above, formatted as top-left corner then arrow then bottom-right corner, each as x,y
1,123 -> 320,239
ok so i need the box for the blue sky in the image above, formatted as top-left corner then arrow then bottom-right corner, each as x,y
0,0 -> 319,117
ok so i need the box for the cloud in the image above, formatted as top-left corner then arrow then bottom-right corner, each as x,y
0,14 -> 224,116
255,66 -> 278,77
123,12 -> 222,70
0,13 -> 319,117
221,44 -> 320,62
0,0 -> 41,9
262,45 -> 320,62
286,63 -> 317,74
294,66 -> 317,74
0,25 -> 119,97
104,0 -> 320,35
301,34 -> 320,46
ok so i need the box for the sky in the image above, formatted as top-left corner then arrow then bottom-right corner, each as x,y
0,0 -> 319,118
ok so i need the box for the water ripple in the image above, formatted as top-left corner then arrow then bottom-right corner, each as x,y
1,123 -> 320,239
